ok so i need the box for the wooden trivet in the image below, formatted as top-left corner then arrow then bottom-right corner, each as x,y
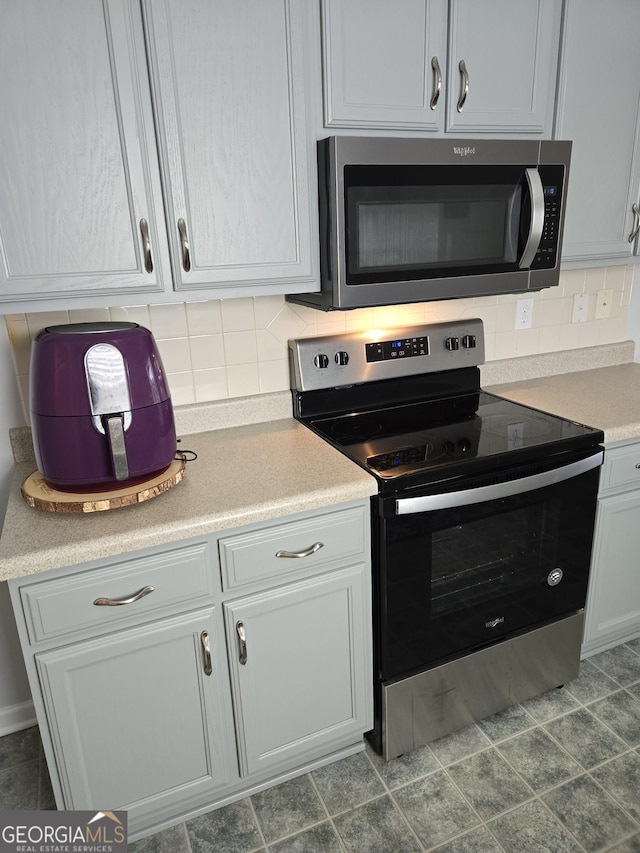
22,455 -> 187,513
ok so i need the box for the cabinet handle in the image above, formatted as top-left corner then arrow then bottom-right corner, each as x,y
236,621 -> 247,665
177,218 -> 191,271
93,585 -> 155,607
275,541 -> 324,559
139,218 -> 153,273
635,463 -> 640,469
457,59 -> 469,112
430,56 -> 442,110
200,631 -> 212,676
628,203 -> 640,243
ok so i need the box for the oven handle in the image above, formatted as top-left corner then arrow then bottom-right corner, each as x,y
395,450 -> 603,515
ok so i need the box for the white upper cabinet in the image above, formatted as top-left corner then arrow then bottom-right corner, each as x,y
321,0 -> 562,137
322,0 -> 447,131
0,0 -> 169,303
0,0 -> 317,308
555,0 -> 640,264
142,0 -> 317,293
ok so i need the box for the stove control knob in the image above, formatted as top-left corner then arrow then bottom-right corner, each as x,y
313,353 -> 329,369
445,336 -> 460,351
462,334 -> 476,349
335,350 -> 350,366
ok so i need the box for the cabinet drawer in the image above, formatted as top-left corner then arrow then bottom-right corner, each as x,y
20,543 -> 214,644
219,506 -> 368,590
600,443 -> 640,494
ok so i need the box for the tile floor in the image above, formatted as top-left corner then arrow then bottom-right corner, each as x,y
1,641 -> 639,852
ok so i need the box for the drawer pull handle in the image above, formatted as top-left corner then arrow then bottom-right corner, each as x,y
236,621 -> 247,665
200,631 -> 212,676
93,585 -> 155,607
635,463 -> 640,469
275,542 -> 324,559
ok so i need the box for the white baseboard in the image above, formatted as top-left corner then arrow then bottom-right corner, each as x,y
0,699 -> 36,736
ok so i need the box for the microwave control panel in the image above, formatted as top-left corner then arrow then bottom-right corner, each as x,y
532,165 -> 565,270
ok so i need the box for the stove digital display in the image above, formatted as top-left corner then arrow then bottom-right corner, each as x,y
366,335 -> 429,362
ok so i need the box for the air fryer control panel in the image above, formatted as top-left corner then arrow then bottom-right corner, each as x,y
289,319 -> 485,392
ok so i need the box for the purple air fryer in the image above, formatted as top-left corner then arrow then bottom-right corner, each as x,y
30,322 -> 177,489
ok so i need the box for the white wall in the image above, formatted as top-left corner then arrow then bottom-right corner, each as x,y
0,322 -> 33,734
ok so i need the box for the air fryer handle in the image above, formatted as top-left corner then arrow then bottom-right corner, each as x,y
104,415 -> 130,481
518,167 -> 545,269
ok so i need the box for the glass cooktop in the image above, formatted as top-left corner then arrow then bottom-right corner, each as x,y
305,390 -> 603,482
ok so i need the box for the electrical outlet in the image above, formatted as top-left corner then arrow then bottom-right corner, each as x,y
572,293 -> 588,323
595,288 -> 613,320
515,297 -> 534,330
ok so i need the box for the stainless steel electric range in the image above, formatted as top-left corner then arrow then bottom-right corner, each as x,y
289,319 -> 604,760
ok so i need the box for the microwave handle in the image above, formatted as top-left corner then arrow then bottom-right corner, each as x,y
518,167 -> 545,269
394,450 -> 603,515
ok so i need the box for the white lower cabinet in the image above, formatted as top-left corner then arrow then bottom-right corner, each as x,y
8,500 -> 372,840
225,564 -> 370,777
36,610 -> 233,828
583,441 -> 640,656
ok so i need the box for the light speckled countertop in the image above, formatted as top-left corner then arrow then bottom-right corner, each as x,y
3,341 -> 639,584
486,362 -> 640,445
0,419 -> 376,582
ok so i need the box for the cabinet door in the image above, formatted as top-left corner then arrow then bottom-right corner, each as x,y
556,0 -> 640,263
0,0 -> 168,303
321,0 -> 448,131
224,565 -> 371,777
36,610 -> 233,833
143,0 -> 317,294
446,0 -> 561,135
583,490 -> 640,655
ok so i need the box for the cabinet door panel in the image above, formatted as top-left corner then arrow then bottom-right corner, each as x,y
583,491 -> 640,654
36,610 -> 232,830
555,0 -> 640,263
446,0 -> 561,134
144,0 -> 316,291
0,0 -> 167,301
225,565 -> 371,776
321,0 -> 447,131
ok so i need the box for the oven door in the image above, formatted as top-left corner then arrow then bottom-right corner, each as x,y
375,448 -> 603,682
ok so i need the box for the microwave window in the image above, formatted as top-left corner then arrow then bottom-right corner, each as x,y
349,184 -> 521,276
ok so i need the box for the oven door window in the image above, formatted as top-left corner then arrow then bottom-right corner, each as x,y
344,164 -> 528,284
378,464 -> 600,681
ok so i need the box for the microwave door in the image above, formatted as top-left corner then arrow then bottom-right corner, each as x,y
518,168 -> 545,268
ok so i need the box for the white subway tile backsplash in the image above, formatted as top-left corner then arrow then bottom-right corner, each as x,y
155,337 -> 192,373
256,329 -> 287,362
68,307 -> 111,324
221,297 -> 255,332
258,359 -> 289,393
189,334 -> 225,371
149,303 -> 188,338
223,330 -> 258,365
193,367 -> 228,402
109,305 -> 152,327
186,300 -> 223,336
227,363 -> 260,397
4,265 -> 634,423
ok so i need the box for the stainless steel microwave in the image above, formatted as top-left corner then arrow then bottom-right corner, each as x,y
288,136 -> 571,311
